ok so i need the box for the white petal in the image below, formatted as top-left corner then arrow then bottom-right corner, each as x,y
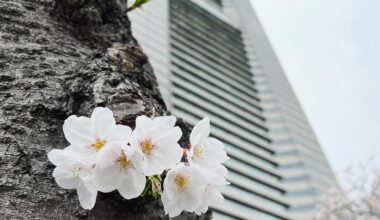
131,115 -> 153,141
105,125 -> 132,144
64,145 -> 78,152
186,165 -> 208,194
137,127 -> 182,176
47,149 -> 68,166
148,147 -> 182,176
162,164 -> 206,214
143,146 -> 183,176
206,185 -> 224,205
216,164 -> 228,176
67,145 -> 95,159
208,165 -> 229,185
194,206 -> 206,215
117,169 -> 146,199
142,156 -> 164,176
135,115 -> 153,131
63,116 -> 95,146
52,165 -> 71,178
190,117 -> 210,147
77,181 -> 97,210
48,146 -> 86,166
194,199 -> 209,215
94,144 -> 124,192
152,126 -> 182,144
203,137 -> 229,165
91,107 -> 116,139
195,185 -> 223,215
165,162 -> 185,176
153,115 -> 177,129
181,191 -> 200,212
168,207 -> 183,218
132,115 -> 157,141
129,146 -> 146,173
97,143 -> 123,165
163,163 -> 185,200
78,165 -> 95,182
209,187 -> 224,204
161,192 -> 183,218
187,143 -> 207,166
53,167 -> 80,189
189,137 -> 228,171
128,135 -> 140,151
94,165 -> 123,192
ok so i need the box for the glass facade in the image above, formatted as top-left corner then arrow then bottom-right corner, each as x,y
130,0 -> 339,219
222,0 -> 339,218
169,1 -> 291,218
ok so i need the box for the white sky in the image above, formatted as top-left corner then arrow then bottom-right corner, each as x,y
249,0 -> 380,174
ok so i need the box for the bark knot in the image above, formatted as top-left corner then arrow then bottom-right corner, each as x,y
107,43 -> 148,73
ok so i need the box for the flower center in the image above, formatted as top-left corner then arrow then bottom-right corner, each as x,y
117,152 -> 132,169
140,140 -> 154,156
92,139 -> 106,151
72,163 -> 83,175
192,146 -> 204,160
174,174 -> 189,191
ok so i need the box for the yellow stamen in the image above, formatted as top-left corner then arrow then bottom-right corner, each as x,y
92,139 -> 106,151
117,152 -> 132,169
174,174 -> 189,191
192,146 -> 204,160
140,140 -> 154,156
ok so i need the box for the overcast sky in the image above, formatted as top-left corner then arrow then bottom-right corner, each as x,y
249,0 -> 380,174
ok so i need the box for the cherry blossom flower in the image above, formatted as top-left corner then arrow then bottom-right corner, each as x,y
187,117 -> 228,171
49,108 -> 228,213
195,165 -> 229,215
63,107 -> 132,155
48,147 -> 97,209
161,163 -> 208,218
130,115 -> 183,176
94,142 -> 146,199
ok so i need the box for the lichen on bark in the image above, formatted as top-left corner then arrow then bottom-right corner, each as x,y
0,0 -> 211,219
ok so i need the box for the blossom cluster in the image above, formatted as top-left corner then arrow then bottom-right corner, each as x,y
48,107 -> 228,217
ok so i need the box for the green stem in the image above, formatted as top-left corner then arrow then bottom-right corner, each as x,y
141,175 -> 162,199
140,178 -> 151,197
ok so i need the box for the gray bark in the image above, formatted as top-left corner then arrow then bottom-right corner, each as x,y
0,0 -> 212,219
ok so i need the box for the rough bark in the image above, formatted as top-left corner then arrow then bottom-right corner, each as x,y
0,0 -> 211,219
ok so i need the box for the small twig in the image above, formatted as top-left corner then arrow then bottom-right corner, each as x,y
124,0 -> 151,13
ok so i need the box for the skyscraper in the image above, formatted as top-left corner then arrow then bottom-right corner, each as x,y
129,0 -> 338,219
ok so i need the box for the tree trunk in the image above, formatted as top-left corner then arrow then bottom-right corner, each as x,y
0,0 -> 211,219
